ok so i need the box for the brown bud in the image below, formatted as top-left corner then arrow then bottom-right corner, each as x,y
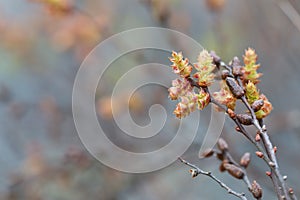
227,108 -> 236,118
210,51 -> 221,65
289,188 -> 294,195
226,77 -> 245,98
232,57 -> 243,77
251,180 -> 263,199
217,138 -> 228,151
236,114 -> 253,125
219,163 -> 226,172
255,134 -> 261,142
255,151 -> 264,158
201,149 -> 214,158
240,152 -> 251,168
273,146 -> 277,153
221,70 -> 230,79
235,126 -> 241,132
189,169 -> 198,178
216,153 -> 224,161
266,171 -> 272,176
219,159 -> 229,172
223,163 -> 244,179
251,99 -> 264,112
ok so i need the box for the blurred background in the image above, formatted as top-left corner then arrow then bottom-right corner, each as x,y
0,0 -> 300,199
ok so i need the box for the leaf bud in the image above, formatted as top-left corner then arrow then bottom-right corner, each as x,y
240,152 -> 251,168
255,151 -> 264,158
223,163 -> 244,179
251,99 -> 264,112
251,180 -> 263,199
226,77 -> 244,98
217,138 -> 228,152
236,114 -> 253,125
232,56 -> 243,77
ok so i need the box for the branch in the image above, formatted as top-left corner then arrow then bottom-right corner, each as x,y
240,95 -> 290,200
178,157 -> 248,200
219,60 -> 290,200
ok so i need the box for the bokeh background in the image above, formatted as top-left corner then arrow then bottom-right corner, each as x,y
0,0 -> 300,199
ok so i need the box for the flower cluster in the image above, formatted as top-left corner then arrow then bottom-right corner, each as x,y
171,49 -> 294,200
168,78 -> 209,118
169,51 -> 192,78
242,48 -> 262,84
169,79 -> 198,118
213,80 -> 236,111
168,48 -> 272,120
193,50 -> 216,87
168,50 -> 213,118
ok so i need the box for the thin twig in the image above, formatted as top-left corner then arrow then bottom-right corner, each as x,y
217,59 -> 286,199
178,157 -> 248,200
241,94 -> 289,200
219,60 -> 288,200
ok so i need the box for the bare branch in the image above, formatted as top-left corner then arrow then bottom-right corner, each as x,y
178,157 -> 248,200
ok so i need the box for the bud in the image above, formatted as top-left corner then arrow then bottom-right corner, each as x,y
255,151 -> 264,158
226,77 -> 244,98
189,169 -> 198,178
251,180 -> 263,199
219,163 -> 226,172
227,108 -> 236,118
255,134 -> 261,142
289,188 -> 294,195
236,114 -> 253,125
255,94 -> 273,119
273,146 -> 277,153
201,149 -> 214,158
232,56 -> 243,77
216,153 -> 224,161
251,99 -> 264,112
224,163 -> 244,179
219,159 -> 229,172
266,171 -> 272,176
210,51 -> 221,65
240,152 -> 251,168
217,138 -> 228,151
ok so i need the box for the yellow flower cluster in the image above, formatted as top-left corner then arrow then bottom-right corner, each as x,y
193,50 -> 216,87
243,48 -> 262,84
169,51 -> 192,78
